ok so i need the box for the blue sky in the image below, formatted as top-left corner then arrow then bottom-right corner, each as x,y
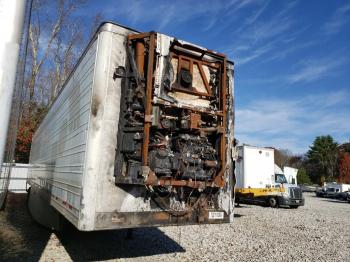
81,0 -> 350,154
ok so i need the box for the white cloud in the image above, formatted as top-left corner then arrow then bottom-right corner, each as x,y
244,0 -> 269,25
238,52 -> 349,86
236,1 -> 297,42
237,133 -> 306,154
234,42 -> 274,64
264,40 -> 315,62
287,63 -> 334,83
322,3 -> 350,35
231,1 -> 299,65
287,56 -> 348,84
202,0 -> 259,31
235,0 -> 260,10
235,90 -> 350,154
103,0 -> 247,31
250,17 -> 294,42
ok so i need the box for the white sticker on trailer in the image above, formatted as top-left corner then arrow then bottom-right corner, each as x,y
209,211 -> 224,219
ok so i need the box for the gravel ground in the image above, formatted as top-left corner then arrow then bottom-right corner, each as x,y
1,192 -> 349,262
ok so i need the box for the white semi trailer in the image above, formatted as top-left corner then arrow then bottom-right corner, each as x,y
27,22 -> 235,231
235,145 -> 304,208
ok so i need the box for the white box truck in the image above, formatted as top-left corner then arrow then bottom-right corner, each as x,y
283,166 -> 298,185
27,22 -> 235,231
235,145 -> 304,208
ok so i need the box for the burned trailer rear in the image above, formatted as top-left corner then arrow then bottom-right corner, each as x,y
27,22 -> 235,231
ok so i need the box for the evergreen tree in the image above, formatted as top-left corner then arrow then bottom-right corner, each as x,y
306,135 -> 338,184
297,168 -> 311,185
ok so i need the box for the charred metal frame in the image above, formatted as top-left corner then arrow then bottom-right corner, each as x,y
125,32 -> 228,189
170,53 -> 218,97
127,32 -> 155,168
142,33 -> 155,167
217,59 -> 227,187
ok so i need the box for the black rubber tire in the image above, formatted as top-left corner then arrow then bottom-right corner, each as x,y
290,205 -> 299,209
268,197 -> 278,208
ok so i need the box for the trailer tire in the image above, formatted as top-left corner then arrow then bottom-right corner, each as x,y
268,197 -> 278,208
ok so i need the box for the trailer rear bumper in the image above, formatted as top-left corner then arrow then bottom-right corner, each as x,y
91,209 -> 231,230
277,196 -> 304,207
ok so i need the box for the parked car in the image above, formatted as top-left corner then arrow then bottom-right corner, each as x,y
316,183 -> 350,199
325,187 -> 339,198
315,187 -> 327,197
334,191 -> 349,201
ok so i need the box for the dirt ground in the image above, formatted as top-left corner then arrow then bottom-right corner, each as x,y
1,192 -> 349,261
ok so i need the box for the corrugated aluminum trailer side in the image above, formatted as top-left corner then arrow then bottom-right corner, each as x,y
28,23 -> 139,230
28,22 -> 235,231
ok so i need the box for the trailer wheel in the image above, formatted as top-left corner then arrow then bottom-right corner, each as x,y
268,197 -> 278,208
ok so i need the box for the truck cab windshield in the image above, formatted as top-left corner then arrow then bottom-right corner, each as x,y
275,174 -> 288,184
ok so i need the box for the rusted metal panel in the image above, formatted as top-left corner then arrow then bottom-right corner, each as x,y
135,41 -> 145,77
94,209 -> 230,230
141,33 -> 156,167
219,58 -> 227,184
189,112 -> 201,129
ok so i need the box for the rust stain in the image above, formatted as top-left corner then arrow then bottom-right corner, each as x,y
153,212 -> 169,221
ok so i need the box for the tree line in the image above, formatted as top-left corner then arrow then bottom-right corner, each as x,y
275,135 -> 350,185
15,0 -> 101,163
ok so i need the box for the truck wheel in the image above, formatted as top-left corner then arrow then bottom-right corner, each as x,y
268,197 -> 277,208
290,205 -> 299,209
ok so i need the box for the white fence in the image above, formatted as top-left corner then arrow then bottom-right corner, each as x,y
2,163 -> 30,193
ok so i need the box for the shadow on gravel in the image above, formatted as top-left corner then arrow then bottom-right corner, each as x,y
56,225 -> 185,261
0,193 -> 185,261
234,204 -> 251,208
0,193 -> 51,262
321,199 -> 349,204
